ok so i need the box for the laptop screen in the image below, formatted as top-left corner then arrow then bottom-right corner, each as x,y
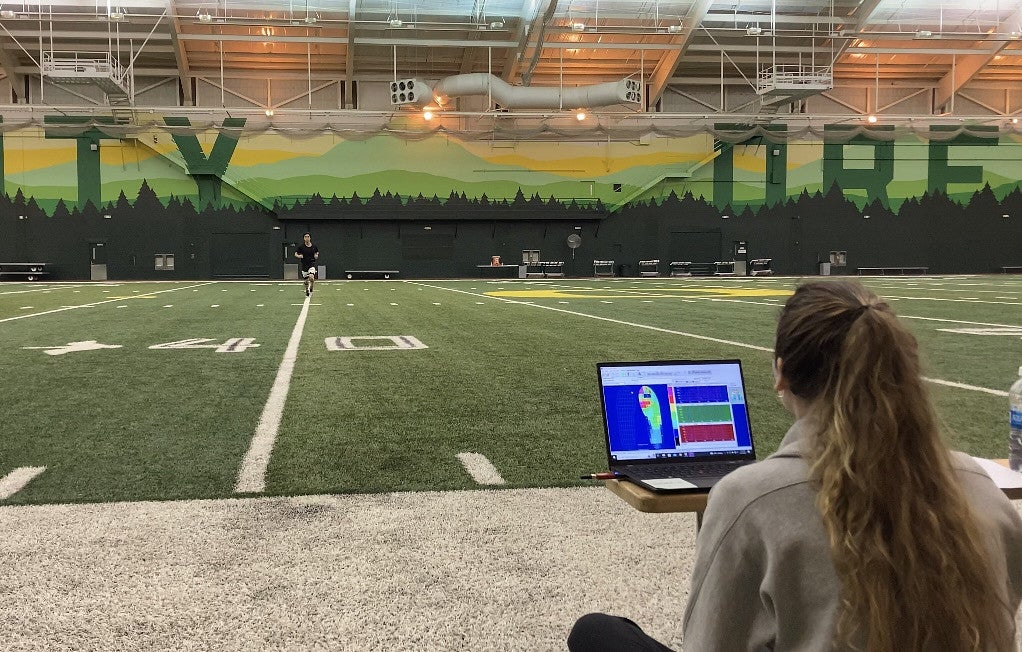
598,360 -> 755,462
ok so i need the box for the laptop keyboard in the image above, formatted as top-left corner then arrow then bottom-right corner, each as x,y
629,460 -> 749,479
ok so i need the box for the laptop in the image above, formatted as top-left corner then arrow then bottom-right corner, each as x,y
597,359 -> 757,493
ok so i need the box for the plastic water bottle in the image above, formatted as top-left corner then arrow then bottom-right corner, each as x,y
1011,366 -> 1022,472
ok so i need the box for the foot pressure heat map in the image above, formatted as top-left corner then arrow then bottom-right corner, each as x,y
600,362 -> 754,461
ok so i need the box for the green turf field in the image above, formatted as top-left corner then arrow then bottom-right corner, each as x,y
1,275 -> 1020,505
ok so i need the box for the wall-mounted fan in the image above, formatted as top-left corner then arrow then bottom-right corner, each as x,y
566,233 -> 582,258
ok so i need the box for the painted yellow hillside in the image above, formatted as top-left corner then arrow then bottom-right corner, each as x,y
478,151 -> 706,177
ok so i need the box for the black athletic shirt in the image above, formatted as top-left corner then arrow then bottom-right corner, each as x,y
296,244 -> 319,270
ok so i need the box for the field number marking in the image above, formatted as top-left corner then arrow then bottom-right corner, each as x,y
150,338 -> 261,353
0,467 -> 46,499
325,336 -> 427,351
22,340 -> 122,356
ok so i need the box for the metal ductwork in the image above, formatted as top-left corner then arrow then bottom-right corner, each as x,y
390,74 -> 641,110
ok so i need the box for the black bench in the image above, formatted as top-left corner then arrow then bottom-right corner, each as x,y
1002,266 -> 1022,274
687,262 -> 718,277
713,261 -> 736,276
638,259 -> 660,277
593,260 -> 615,277
857,267 -> 929,276
525,261 -> 564,278
749,258 -> 774,276
669,261 -> 692,277
344,270 -> 399,280
0,262 -> 51,281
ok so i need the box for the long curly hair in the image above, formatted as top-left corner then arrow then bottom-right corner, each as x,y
774,280 -> 1014,651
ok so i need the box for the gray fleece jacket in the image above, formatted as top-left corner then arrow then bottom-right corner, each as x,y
681,418 -> 1022,651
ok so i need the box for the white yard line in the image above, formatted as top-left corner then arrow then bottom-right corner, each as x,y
0,284 -> 77,296
0,282 -> 217,324
0,467 -> 46,500
407,282 -> 1007,397
885,295 -> 1022,306
405,282 -> 773,353
456,453 -> 506,485
901,315 -> 1022,328
235,295 -> 312,494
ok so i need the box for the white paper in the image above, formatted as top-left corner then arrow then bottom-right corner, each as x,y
970,457 -> 1022,489
645,478 -> 699,490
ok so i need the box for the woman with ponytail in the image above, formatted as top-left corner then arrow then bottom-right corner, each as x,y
569,280 -> 1022,651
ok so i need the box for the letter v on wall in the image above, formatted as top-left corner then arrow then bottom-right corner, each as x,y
163,117 -> 250,208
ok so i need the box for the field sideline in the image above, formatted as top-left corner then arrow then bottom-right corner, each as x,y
1,275 -> 1021,506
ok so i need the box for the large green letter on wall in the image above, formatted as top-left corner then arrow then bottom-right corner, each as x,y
43,116 -> 119,208
712,124 -> 787,209
164,117 -> 245,207
823,125 -> 894,206
928,125 -> 998,195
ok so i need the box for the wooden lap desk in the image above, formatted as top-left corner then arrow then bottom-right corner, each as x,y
606,459 -> 1022,526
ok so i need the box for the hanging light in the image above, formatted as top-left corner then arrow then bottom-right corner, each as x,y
576,110 -> 587,121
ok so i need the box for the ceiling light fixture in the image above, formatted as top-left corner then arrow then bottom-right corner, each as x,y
667,24 -> 682,34
0,10 -> 15,19
108,11 -> 125,21
304,15 -> 317,24
571,22 -> 585,32
197,11 -> 212,23
746,26 -> 763,36
914,30 -> 934,39
489,20 -> 504,29
265,109 -> 274,117
867,115 -> 878,124
575,110 -> 586,121
423,109 -> 434,121
389,18 -> 403,28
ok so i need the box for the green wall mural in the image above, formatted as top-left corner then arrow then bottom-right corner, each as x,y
2,116 -> 1022,216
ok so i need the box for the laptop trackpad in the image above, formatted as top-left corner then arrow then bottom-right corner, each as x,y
645,478 -> 698,490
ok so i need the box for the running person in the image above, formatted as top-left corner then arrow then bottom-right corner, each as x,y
295,232 -> 319,296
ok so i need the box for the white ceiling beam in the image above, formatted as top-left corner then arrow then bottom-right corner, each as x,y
179,33 -> 349,44
344,0 -> 357,108
0,44 -> 24,100
829,0 -> 883,65
932,6 -> 1022,111
502,0 -> 555,83
646,0 -> 714,109
5,29 -> 171,40
166,0 -> 193,104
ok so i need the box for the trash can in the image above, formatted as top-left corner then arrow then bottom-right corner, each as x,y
819,262 -> 831,276
617,263 -> 633,277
